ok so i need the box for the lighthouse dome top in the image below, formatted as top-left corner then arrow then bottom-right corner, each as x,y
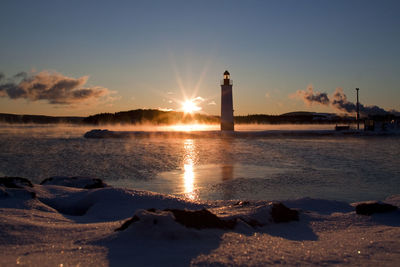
223,70 -> 230,80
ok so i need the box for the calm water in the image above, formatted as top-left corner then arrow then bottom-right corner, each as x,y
0,124 -> 399,202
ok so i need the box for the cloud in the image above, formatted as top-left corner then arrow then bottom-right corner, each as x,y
294,86 -> 398,116
157,107 -> 174,111
0,70 -> 112,105
208,100 -> 216,105
192,96 -> 205,103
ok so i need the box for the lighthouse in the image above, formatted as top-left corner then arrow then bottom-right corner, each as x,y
221,70 -> 234,131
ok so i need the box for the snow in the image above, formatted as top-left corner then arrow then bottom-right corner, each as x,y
1,179 -> 399,266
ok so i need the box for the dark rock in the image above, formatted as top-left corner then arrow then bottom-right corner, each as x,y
115,215 -> 140,231
83,178 -> 107,189
40,176 -> 108,189
243,218 -> 264,228
39,177 -> 53,184
270,202 -> 299,223
165,208 -> 237,230
0,177 -> 33,188
356,202 -> 398,216
116,204 -> 301,232
115,208 -> 237,231
234,201 -> 250,206
0,180 -> 36,199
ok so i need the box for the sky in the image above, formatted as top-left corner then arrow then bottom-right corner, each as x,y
0,0 -> 399,116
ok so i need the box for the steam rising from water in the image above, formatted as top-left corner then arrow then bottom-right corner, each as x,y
0,123 -> 339,139
295,86 -> 399,116
296,86 -> 330,105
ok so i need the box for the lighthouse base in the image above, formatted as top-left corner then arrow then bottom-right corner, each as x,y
221,121 -> 234,131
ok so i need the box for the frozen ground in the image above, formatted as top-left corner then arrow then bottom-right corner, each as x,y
1,178 -> 399,266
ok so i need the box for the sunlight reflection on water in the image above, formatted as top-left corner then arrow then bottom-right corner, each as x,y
183,139 -> 196,200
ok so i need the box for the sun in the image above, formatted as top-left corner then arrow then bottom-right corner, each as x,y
182,100 -> 201,114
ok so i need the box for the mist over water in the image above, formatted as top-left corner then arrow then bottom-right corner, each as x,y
0,123 -> 399,202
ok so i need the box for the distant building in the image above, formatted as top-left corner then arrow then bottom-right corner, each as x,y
364,115 -> 400,132
221,70 -> 234,131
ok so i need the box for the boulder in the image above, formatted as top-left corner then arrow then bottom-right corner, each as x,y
40,176 -> 108,189
355,202 -> 398,216
0,177 -> 35,199
115,215 -> 140,231
270,202 -> 299,223
116,208 -> 237,231
165,208 -> 236,230
0,177 -> 33,188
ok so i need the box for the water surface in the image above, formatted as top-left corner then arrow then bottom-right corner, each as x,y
1,124 -> 399,202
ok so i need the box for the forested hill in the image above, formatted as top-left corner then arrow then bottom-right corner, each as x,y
0,109 -> 366,125
82,110 -> 356,125
0,113 -> 83,124
82,109 -> 219,125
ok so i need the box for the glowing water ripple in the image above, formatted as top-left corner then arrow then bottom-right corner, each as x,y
182,139 -> 197,200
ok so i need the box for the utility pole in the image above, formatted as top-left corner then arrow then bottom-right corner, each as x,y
356,88 -> 360,130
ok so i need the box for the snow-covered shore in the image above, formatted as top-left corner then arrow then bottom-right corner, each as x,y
1,177 -> 399,266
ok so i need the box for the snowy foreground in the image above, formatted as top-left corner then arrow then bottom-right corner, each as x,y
1,177 -> 399,266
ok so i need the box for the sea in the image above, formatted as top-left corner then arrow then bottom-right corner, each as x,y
1,124 -> 399,203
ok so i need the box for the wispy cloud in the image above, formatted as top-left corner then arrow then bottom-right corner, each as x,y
192,96 -> 205,103
157,107 -> 174,111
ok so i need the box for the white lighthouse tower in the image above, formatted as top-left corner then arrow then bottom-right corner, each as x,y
221,70 -> 234,131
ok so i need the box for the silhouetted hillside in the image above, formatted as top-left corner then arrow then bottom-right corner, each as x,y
235,112 -> 353,124
0,109 -> 369,125
0,113 -> 83,124
82,109 -> 219,125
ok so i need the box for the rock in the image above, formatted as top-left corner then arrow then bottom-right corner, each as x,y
270,202 -> 299,223
0,177 -> 35,199
115,215 -> 140,231
355,202 -> 398,216
84,129 -> 115,139
116,208 -> 237,231
0,177 -> 33,188
83,178 -> 107,189
234,200 -> 250,206
165,208 -> 236,230
40,176 -> 108,189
